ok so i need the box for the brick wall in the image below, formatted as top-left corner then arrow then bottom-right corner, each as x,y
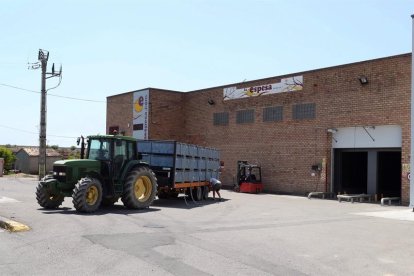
107,92 -> 133,136
182,54 -> 411,203
106,53 -> 411,204
148,89 -> 185,141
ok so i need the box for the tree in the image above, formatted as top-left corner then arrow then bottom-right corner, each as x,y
0,147 -> 16,171
68,151 -> 80,159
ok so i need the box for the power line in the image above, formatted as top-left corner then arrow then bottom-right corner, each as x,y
0,124 -> 77,139
0,82 -> 136,104
0,82 -> 105,103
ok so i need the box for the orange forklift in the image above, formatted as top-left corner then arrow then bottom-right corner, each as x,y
234,161 -> 263,193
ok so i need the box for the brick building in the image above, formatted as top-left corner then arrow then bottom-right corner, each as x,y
107,53 -> 411,204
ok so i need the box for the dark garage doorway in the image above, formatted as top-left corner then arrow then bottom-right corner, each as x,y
377,151 -> 401,197
334,149 -> 401,197
337,151 -> 368,194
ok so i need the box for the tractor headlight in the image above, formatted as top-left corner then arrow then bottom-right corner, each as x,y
54,171 -> 66,176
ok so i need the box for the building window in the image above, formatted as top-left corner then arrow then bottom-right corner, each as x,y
213,112 -> 229,126
133,124 -> 143,131
236,109 -> 254,124
292,103 -> 316,120
263,106 -> 283,122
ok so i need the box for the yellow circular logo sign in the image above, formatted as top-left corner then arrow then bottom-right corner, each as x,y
134,96 -> 144,112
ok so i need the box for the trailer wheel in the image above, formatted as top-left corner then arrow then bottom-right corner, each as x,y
72,177 -> 103,213
36,182 -> 64,209
202,186 -> 209,200
122,166 -> 157,209
192,186 -> 203,201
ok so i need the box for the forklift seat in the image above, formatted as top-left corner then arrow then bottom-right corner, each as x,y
246,174 -> 256,182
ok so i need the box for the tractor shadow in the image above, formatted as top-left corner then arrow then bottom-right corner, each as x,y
39,204 -> 161,216
152,196 -> 230,209
39,196 -> 230,214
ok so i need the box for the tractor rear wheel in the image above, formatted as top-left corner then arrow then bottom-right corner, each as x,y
72,177 -> 103,213
36,182 -> 64,209
121,166 -> 157,209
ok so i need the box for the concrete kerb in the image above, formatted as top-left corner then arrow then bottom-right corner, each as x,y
0,216 -> 30,232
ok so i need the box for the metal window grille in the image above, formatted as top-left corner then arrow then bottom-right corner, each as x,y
263,106 -> 283,122
236,109 -> 254,124
213,112 -> 229,126
292,103 -> 316,120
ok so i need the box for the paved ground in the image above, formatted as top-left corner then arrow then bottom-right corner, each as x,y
1,176 -> 414,275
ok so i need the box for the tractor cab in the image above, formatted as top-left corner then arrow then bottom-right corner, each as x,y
85,136 -> 136,183
235,160 -> 264,193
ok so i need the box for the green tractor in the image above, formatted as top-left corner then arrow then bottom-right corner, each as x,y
35,135 -> 157,213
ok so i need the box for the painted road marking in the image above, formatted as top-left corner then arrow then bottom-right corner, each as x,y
0,197 -> 20,203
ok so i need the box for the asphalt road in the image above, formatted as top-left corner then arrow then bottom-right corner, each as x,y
1,176 -> 414,275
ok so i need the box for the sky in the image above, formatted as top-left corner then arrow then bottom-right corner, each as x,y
0,0 -> 412,147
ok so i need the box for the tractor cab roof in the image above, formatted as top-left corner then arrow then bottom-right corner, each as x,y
87,135 -> 137,142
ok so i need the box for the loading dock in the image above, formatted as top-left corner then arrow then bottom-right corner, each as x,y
332,125 -> 402,202
377,151 -> 401,198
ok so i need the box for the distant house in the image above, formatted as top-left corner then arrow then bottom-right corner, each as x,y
15,147 -> 62,174
8,146 -> 22,170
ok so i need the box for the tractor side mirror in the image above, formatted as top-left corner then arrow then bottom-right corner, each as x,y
76,137 -> 80,146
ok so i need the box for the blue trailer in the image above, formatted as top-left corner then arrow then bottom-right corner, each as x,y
137,140 -> 220,200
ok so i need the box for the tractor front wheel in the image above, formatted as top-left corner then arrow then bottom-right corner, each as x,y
72,177 -> 103,213
122,166 -> 157,209
36,182 -> 64,209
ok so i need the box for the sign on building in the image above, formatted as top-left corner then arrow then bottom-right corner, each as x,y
132,89 -> 149,140
223,75 -> 303,101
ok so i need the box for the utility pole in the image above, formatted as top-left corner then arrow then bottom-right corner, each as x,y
38,49 -> 48,180
34,49 -> 62,180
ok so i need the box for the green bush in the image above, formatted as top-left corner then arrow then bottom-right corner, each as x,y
0,147 -> 16,171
